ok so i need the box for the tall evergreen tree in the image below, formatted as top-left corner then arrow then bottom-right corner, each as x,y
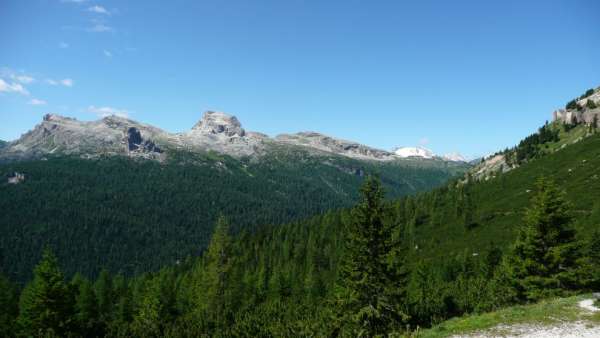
95,268 -> 114,323
197,216 -> 235,330
507,177 -> 580,301
72,273 -> 101,336
17,248 -> 75,336
332,176 -> 406,337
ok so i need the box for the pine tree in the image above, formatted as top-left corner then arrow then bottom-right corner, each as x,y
332,176 -> 406,337
17,248 -> 75,336
95,268 -> 114,323
507,177 -> 580,301
586,99 -> 597,110
576,229 -> 600,291
72,273 -> 100,336
197,216 -> 234,329
133,278 -> 162,337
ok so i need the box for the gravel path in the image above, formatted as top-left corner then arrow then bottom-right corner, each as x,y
452,299 -> 600,338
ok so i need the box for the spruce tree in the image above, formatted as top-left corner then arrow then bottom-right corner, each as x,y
95,268 -> 114,323
17,248 -> 75,336
333,176 -> 406,337
72,273 -> 100,336
507,177 -> 580,301
197,216 -> 234,329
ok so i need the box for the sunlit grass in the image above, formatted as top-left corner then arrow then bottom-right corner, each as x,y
413,294 -> 600,338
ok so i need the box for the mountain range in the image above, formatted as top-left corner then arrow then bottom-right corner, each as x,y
0,111 -> 468,163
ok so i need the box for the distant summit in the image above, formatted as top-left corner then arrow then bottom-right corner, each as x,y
393,146 -> 435,159
393,146 -> 467,162
442,152 -> 468,163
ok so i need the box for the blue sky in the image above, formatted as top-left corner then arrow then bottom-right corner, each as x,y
1,0 -> 599,158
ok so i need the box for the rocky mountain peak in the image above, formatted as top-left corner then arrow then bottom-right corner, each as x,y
42,113 -> 76,123
192,111 -> 245,137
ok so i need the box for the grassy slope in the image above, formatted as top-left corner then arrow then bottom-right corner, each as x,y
417,295 -> 600,338
412,129 -> 600,263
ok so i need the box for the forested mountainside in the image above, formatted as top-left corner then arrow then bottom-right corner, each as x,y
0,146 -> 466,283
1,104 -> 599,337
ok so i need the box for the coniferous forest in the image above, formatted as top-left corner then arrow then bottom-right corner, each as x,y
2,127 -> 600,337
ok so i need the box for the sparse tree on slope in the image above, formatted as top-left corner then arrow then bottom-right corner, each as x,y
333,176 -> 407,337
507,177 -> 581,301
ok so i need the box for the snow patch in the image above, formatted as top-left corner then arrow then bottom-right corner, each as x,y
393,146 -> 435,159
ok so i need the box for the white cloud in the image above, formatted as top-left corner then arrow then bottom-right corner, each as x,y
88,5 -> 110,15
87,105 -> 130,118
13,74 -> 35,84
61,78 -> 73,87
46,78 -> 73,87
28,98 -> 47,105
0,78 -> 29,95
59,42 -> 69,48
88,24 -> 114,33
103,50 -> 112,58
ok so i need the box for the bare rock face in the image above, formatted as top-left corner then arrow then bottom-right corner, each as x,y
276,132 -> 396,161
553,88 -> 600,125
126,127 -> 162,154
469,154 -> 514,181
192,111 -> 245,137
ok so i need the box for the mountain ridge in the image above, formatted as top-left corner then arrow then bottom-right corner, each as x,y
0,111 -> 468,164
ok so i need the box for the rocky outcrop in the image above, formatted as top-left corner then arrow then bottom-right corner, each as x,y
553,88 -> 600,125
276,132 -> 396,161
126,127 -> 162,154
469,154 -> 514,181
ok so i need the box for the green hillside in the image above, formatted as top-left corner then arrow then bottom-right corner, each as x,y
0,147 -> 466,283
2,122 -> 598,337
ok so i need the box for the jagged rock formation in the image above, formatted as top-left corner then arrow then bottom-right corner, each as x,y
126,127 -> 162,154
2,111 -> 464,164
553,87 -> 600,124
